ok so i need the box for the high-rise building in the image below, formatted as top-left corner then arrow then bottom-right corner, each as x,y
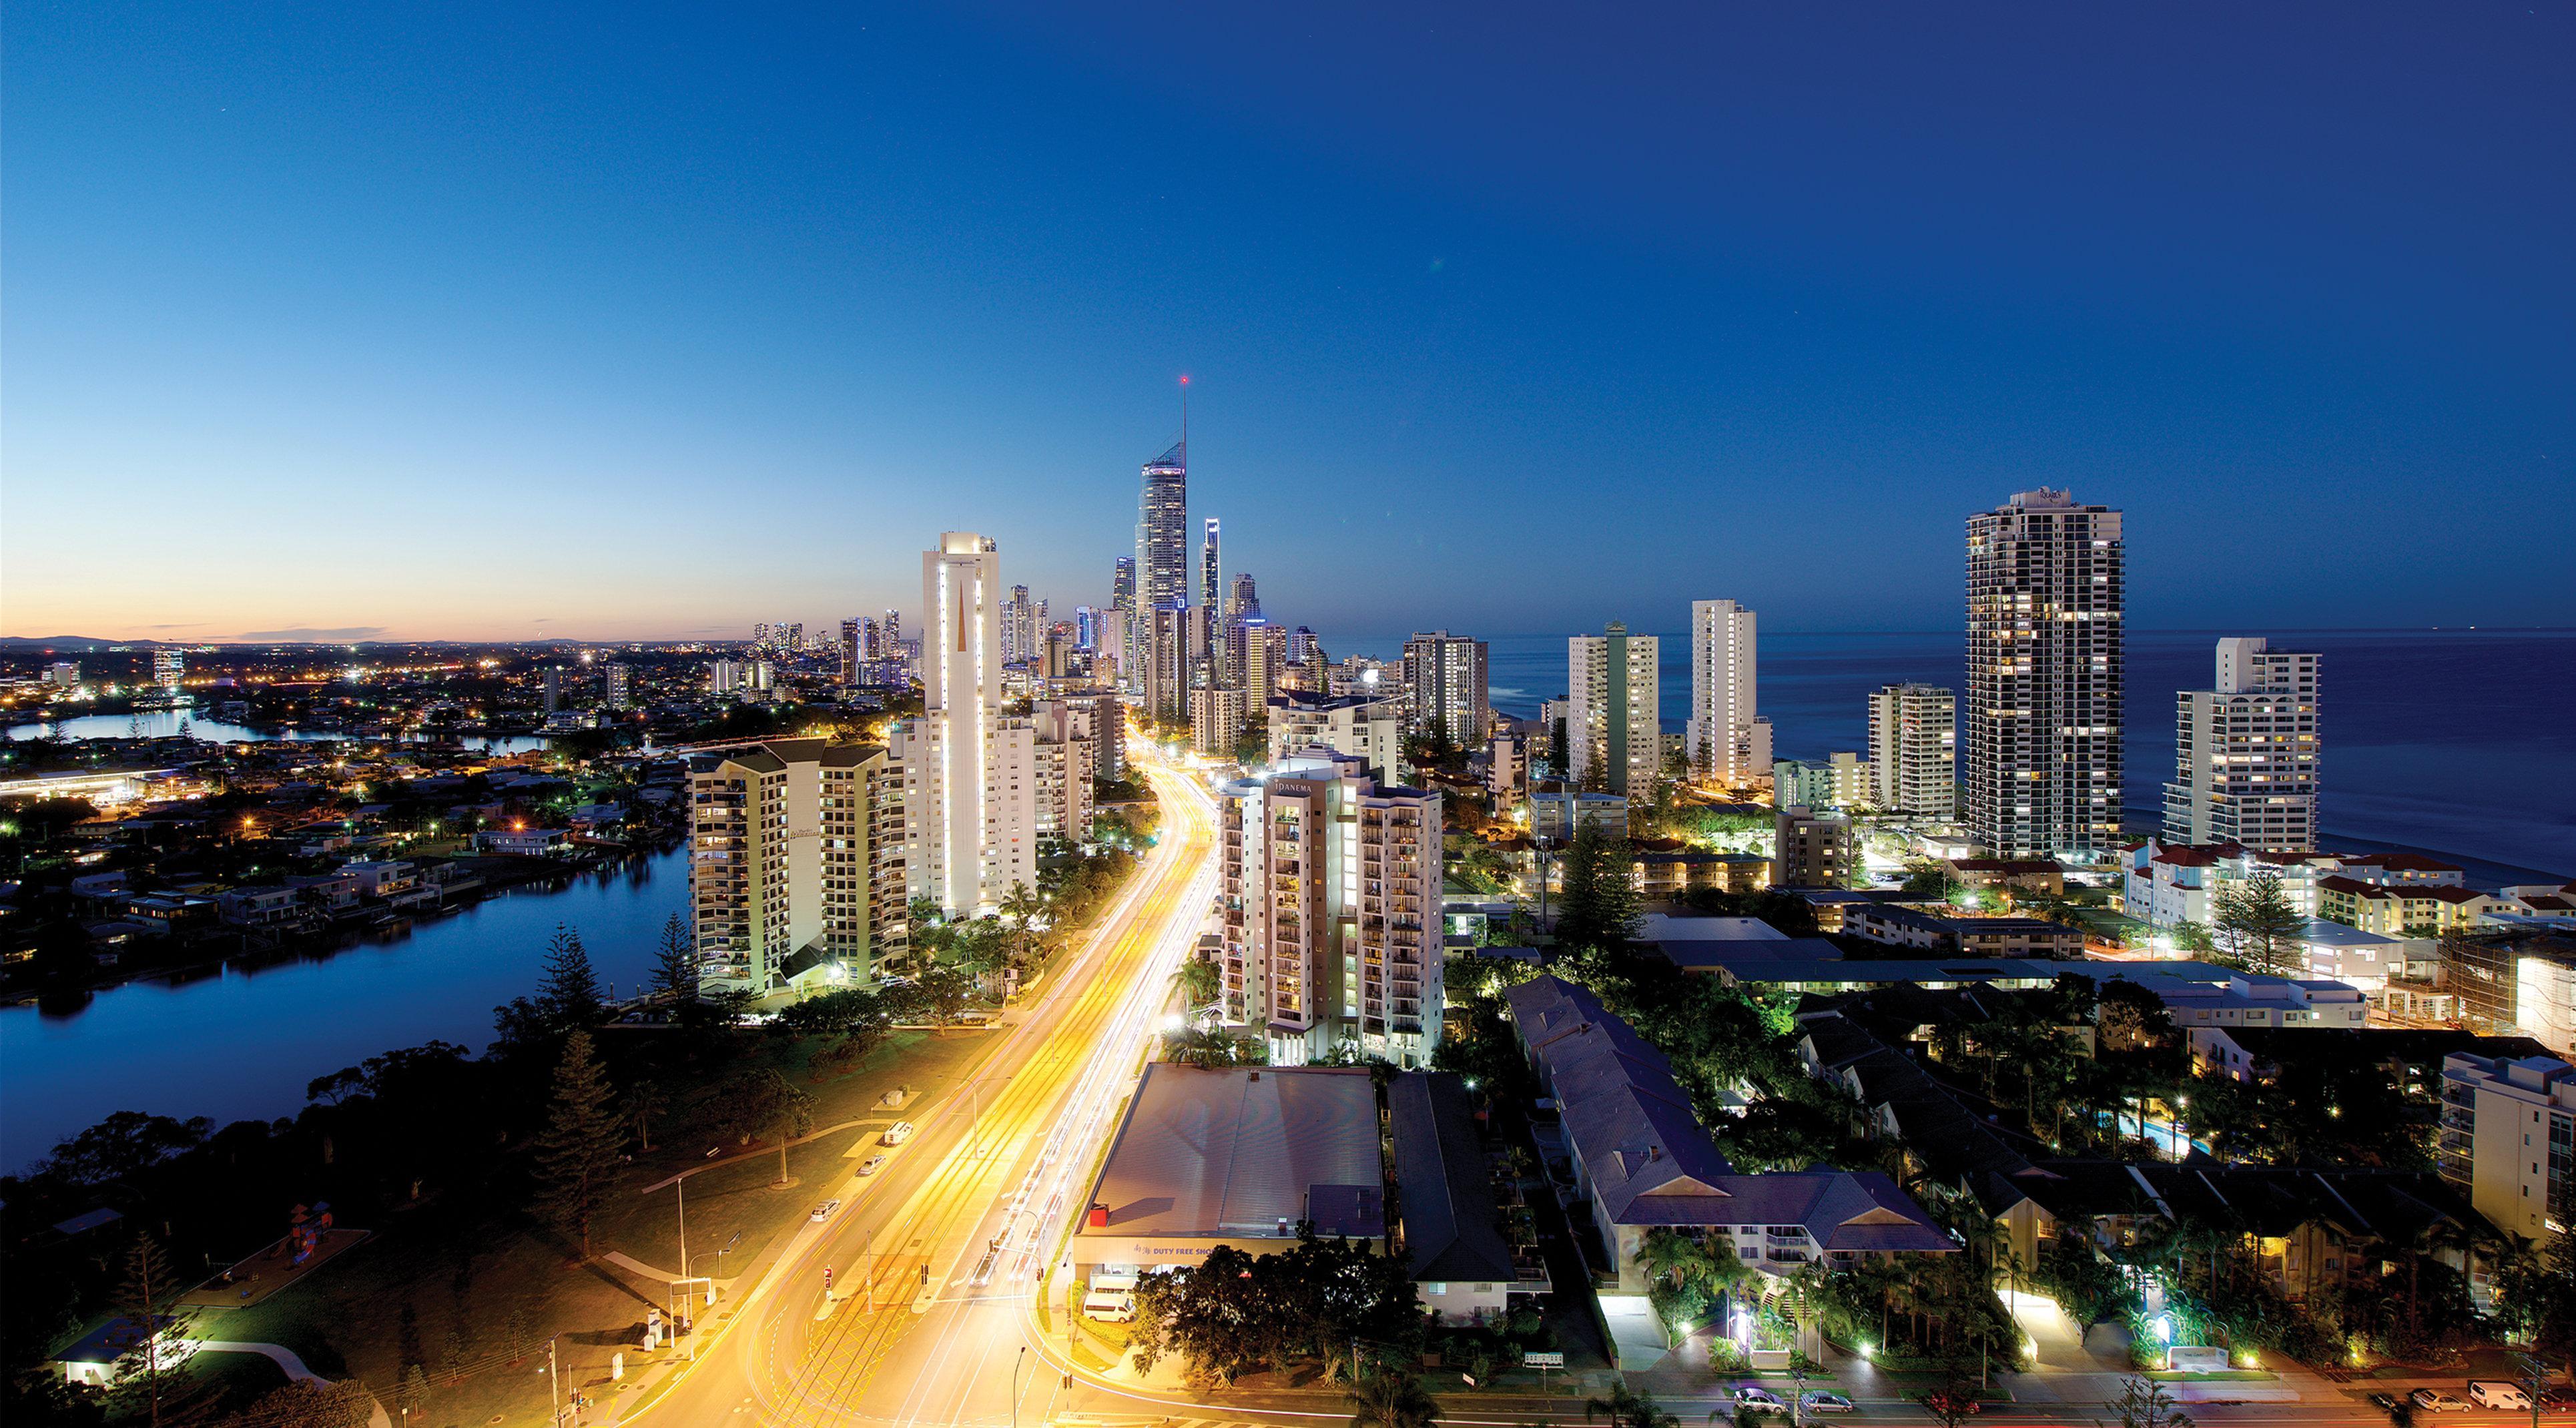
1095,607 -> 1131,692
892,532 -> 1037,915
1000,585 -> 1033,664
1685,599 -> 1769,787
1773,754 -> 1871,813
1199,518 -> 1223,683
603,663 -> 632,711
1144,605 -> 1192,724
1191,687 -> 1247,758
1217,747 -> 1443,1066
541,665 -> 564,713
1073,606 -> 1098,653
1568,622 -> 1661,797
1231,617 -> 1281,711
1773,805 -> 1856,889
1401,631 -> 1491,749
1137,441 -> 1189,612
1265,689 -> 1404,783
151,648 -> 185,693
1027,701 -> 1099,843
689,739 -> 907,994
2165,637 -> 2321,853
1868,683 -> 1957,819
1110,557 -> 1137,613
1966,488 -> 2124,859
47,661 -> 79,688
1227,572 -> 1259,621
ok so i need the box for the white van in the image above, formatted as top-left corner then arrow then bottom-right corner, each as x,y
881,1121 -> 914,1146
1081,1289 -> 1135,1323
2469,1382 -> 2532,1411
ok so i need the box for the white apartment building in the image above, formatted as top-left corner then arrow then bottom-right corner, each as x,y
1774,753 -> 1870,813
1965,489 -> 2124,859
1868,683 -> 1956,819
1568,622 -> 1660,797
151,648 -> 185,693
1191,687 -> 1247,759
1775,806 -> 1855,889
1027,701 -> 1098,843
894,532 -> 1038,916
1401,631 -> 1492,748
2166,637 -> 2321,853
689,739 -> 906,994
2441,1051 -> 2576,1244
2123,838 -> 2336,928
1685,599 -> 1769,787
1217,748 -> 1443,1067
1265,689 -> 1403,782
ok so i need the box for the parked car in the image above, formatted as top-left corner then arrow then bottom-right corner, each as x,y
2410,1389 -> 2469,1413
2538,1385 -> 2576,1409
2469,1381 -> 2533,1412
882,1121 -> 914,1146
1731,1388 -> 1787,1416
809,1199 -> 840,1223
1799,1391 -> 1854,1414
2366,1393 -> 2398,1412
856,1154 -> 888,1176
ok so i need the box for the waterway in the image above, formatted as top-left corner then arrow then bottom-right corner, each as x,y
0,845 -> 687,1172
7,709 -> 548,753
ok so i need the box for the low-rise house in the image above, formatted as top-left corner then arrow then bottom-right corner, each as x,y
1502,977 -> 1953,1297
2320,876 -> 2495,936
217,884 -> 308,930
474,827 -> 571,856
1845,903 -> 2087,957
1946,858 -> 2065,896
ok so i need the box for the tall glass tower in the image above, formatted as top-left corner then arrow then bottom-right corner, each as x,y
1137,440 -> 1189,613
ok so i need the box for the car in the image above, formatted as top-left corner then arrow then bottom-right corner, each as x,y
2469,1382 -> 2533,1411
882,1121 -> 915,1146
2366,1393 -> 2398,1411
1799,1391 -> 1854,1414
2410,1389 -> 2469,1413
809,1199 -> 840,1223
2540,1385 -> 2576,1409
1732,1388 -> 1787,1415
856,1154 -> 888,1176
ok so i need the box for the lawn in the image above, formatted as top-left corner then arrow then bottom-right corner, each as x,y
192,1025 -> 999,1428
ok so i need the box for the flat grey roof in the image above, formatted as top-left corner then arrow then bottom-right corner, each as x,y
1079,1064 -> 1384,1242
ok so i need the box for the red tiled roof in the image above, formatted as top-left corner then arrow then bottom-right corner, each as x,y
2338,852 -> 2464,873
2319,875 -> 2390,898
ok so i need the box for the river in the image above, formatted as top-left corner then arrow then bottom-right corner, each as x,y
0,844 -> 688,1173
7,709 -> 549,753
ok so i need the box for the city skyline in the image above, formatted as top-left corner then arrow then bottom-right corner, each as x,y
7,6 -> 2571,642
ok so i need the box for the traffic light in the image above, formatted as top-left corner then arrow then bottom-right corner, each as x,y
824,1267 -> 834,1291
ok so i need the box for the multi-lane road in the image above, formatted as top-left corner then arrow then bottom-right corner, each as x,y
623,750 -> 1219,1428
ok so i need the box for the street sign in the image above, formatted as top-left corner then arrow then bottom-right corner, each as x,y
1522,1351 -> 1565,1369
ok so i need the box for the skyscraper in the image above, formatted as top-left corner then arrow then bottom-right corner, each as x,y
1200,518 -> 1223,683
1217,747 -> 1443,1067
689,739 -> 906,994
1685,599 -> 1769,787
1227,571 -> 1259,621
1966,488 -> 2124,859
1137,441 -> 1189,613
603,662 -> 632,711
892,532 -> 1036,915
2165,637 -> 2320,853
1568,622 -> 1661,797
1144,604 -> 1192,723
1401,631 -> 1491,747
1110,556 -> 1136,613
1867,683 -> 1957,819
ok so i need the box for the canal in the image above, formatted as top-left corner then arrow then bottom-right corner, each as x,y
0,843 -> 689,1173
7,709 -> 549,753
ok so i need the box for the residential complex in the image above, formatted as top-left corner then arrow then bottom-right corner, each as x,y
2165,637 -> 2321,853
1216,748 -> 1443,1066
1264,688 -> 1403,782
1867,681 -> 1955,819
1568,621 -> 1660,797
888,532 -> 1036,916
1684,598 -> 1768,787
689,739 -> 906,994
1401,631 -> 1490,748
1965,488 -> 2124,858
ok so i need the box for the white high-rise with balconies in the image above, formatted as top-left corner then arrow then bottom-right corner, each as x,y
1217,748 -> 1443,1067
1568,622 -> 1660,797
891,532 -> 1036,916
1868,683 -> 1957,819
1965,489 -> 2124,859
1684,599 -> 1769,788
2164,637 -> 2321,853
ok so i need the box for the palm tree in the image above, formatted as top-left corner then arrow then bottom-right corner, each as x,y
1347,1369 -> 1438,1428
1587,1381 -> 1677,1428
1637,1226 -> 1716,1291
1173,958 -> 1223,1024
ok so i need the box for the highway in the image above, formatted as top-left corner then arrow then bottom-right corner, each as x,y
622,747 -> 1220,1428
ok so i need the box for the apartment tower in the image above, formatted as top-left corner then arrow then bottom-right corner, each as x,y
689,739 -> 907,994
1685,599 -> 1769,787
892,532 -> 1036,915
1137,442 -> 1189,613
1965,489 -> 2124,859
2164,637 -> 2321,853
1401,631 -> 1492,749
1867,683 -> 1957,819
1217,748 -> 1443,1067
1568,621 -> 1662,797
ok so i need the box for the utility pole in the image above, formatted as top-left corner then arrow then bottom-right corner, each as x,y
547,1337 -> 561,1427
1012,1345 -> 1027,1428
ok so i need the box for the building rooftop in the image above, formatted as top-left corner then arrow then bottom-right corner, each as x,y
1078,1064 -> 1385,1248
1387,1072 -> 1516,1285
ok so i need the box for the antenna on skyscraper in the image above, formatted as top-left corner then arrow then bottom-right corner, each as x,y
1179,374 -> 1189,465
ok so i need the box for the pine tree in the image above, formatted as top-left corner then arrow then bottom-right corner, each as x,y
651,914 -> 696,1000
396,1364 -> 432,1425
1552,813 -> 1638,954
2215,873 -> 2304,976
111,1231 -> 210,1427
537,924 -> 603,1032
530,1030 -> 624,1256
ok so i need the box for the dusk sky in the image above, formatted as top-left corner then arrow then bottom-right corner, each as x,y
5,3 -> 2569,644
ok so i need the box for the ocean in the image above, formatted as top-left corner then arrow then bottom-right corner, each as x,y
1340,629 -> 2576,885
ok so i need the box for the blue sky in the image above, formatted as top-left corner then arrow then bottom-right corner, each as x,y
5,3 -> 2569,643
